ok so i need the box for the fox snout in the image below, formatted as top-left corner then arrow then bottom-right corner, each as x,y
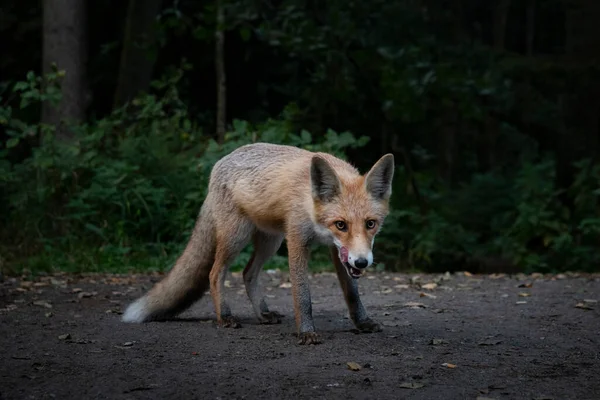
347,251 -> 373,269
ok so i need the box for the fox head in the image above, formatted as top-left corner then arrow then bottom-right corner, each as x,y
310,153 -> 395,279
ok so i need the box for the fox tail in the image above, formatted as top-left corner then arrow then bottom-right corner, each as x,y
122,204 -> 216,323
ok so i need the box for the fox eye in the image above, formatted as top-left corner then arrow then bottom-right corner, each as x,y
334,221 -> 347,231
366,220 -> 376,229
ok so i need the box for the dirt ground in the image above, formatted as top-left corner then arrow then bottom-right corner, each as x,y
1,269 -> 599,400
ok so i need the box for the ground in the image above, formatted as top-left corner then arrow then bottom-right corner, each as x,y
1,269 -> 599,400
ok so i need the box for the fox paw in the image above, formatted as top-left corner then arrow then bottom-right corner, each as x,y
298,332 -> 321,345
217,316 -> 242,329
259,311 -> 284,325
355,319 -> 382,333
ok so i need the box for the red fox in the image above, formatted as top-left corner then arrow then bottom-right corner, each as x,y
122,143 -> 395,345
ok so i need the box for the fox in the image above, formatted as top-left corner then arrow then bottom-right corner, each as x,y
122,142 -> 395,345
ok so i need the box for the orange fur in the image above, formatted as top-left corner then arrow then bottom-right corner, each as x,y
122,143 -> 394,345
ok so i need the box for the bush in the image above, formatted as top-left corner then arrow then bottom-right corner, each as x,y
0,68 -> 369,274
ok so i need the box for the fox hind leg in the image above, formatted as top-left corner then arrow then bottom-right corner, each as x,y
209,218 -> 254,329
243,231 -> 285,324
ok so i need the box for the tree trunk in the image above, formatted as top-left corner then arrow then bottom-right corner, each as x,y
113,0 -> 162,108
215,0 -> 227,144
556,0 -> 600,200
493,0 -> 511,50
525,0 -> 535,56
41,0 -> 87,141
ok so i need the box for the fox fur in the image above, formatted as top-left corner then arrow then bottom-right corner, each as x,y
122,142 -> 395,345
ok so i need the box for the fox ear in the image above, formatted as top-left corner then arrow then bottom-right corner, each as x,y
365,154 -> 395,200
311,156 -> 341,202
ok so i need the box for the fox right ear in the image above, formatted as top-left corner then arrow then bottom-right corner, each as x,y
311,156 -> 341,202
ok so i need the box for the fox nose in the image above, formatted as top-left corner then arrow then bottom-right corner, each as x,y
354,258 -> 369,269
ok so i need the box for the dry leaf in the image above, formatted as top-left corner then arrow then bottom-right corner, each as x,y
442,363 -> 456,368
575,302 -> 593,310
279,282 -> 292,289
399,382 -> 424,389
33,282 -> 49,287
518,292 -> 531,297
78,291 -> 98,299
381,287 -> 392,294
421,283 -> 438,290
33,300 -> 52,309
404,302 -> 427,309
518,282 -> 533,288
224,280 -> 232,288
419,292 -> 437,299
478,339 -> 502,346
463,271 -> 473,277
58,334 -> 71,340
346,361 -> 361,371
394,284 -> 409,289
45,312 -> 54,318
583,299 -> 597,304
515,301 -> 527,305
71,288 -> 83,293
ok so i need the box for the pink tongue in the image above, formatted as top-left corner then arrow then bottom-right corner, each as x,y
340,247 -> 349,263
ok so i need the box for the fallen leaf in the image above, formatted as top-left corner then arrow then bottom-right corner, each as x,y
478,339 -> 502,346
518,282 -> 533,288
71,288 -> 83,293
279,282 -> 292,289
518,292 -> 531,297
381,287 -> 392,294
394,284 -> 409,289
404,302 -> 427,309
33,282 -> 49,287
45,312 -> 54,318
441,363 -> 456,368
430,338 -> 448,345
463,271 -> 473,277
382,321 -> 397,327
122,341 -> 134,347
419,292 -> 437,299
515,301 -> 527,305
14,288 -> 27,293
399,382 -> 424,389
77,291 -> 98,299
224,280 -> 232,288
20,281 -> 33,288
421,282 -> 438,290
583,299 -> 597,304
32,300 -> 52,309
575,302 -> 593,310
58,334 -> 71,340
346,361 -> 361,371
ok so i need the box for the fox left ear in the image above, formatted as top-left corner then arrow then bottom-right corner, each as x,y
311,156 -> 341,202
365,154 -> 395,200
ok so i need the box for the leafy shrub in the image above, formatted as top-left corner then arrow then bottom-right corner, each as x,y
1,69 -> 369,274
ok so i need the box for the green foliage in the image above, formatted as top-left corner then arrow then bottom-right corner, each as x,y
0,69 -> 369,274
378,155 -> 600,274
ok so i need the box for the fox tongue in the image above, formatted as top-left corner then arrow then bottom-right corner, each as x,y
340,247 -> 349,263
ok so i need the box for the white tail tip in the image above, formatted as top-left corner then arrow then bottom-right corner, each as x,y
121,297 -> 149,323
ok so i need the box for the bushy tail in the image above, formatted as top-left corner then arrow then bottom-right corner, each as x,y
122,205 -> 216,323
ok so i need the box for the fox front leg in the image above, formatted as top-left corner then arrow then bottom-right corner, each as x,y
286,234 -> 321,345
330,246 -> 382,333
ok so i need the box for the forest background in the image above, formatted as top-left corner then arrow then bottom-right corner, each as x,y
1,0 -> 599,276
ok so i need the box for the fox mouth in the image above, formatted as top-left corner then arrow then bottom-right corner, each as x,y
338,246 -> 363,279
344,262 -> 363,279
